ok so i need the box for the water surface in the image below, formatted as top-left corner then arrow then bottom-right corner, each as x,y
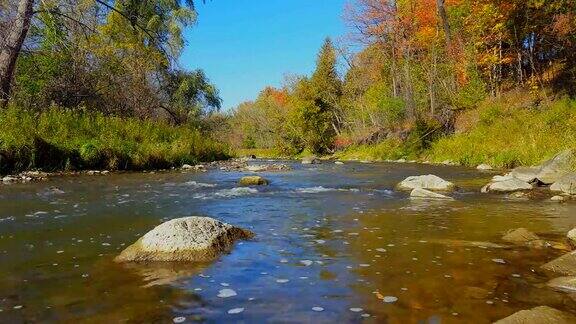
1,161 -> 575,323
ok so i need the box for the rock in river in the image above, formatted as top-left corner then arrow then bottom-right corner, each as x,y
397,175 -> 455,192
238,176 -> 269,186
541,251 -> 576,276
547,276 -> 576,293
481,178 -> 533,193
509,167 -> 540,183
502,228 -> 540,244
537,149 -> 575,184
115,216 -> 254,262
550,173 -> 576,195
476,164 -> 493,170
302,156 -> 320,165
410,188 -> 453,200
494,306 -> 576,324
567,228 -> 576,248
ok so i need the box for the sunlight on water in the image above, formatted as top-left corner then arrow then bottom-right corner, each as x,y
0,161 -> 575,322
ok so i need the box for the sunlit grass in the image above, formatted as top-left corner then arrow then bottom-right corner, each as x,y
0,106 -> 229,174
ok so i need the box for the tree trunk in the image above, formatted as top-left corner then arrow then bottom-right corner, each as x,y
436,0 -> 451,49
0,0 -> 35,106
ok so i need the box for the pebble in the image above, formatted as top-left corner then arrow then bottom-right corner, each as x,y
217,289 -> 237,298
227,308 -> 244,314
300,260 -> 313,266
173,316 -> 186,323
383,296 -> 398,303
312,307 -> 324,312
492,258 -> 506,264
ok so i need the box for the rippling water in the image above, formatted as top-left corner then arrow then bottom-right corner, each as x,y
1,161 -> 576,323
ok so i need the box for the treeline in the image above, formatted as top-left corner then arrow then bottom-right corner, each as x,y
1,0 -> 220,123
0,0 -> 228,174
227,0 -> 576,157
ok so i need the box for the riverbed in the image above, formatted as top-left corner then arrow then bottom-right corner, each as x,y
1,160 -> 575,323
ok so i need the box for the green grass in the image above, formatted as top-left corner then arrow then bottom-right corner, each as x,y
335,96 -> 576,168
427,97 -> 576,168
0,106 -> 229,174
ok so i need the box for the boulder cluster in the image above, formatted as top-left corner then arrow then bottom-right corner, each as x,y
480,150 -> 576,201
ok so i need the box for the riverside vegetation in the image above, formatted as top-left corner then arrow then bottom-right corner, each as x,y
226,0 -> 576,170
1,0 -> 227,176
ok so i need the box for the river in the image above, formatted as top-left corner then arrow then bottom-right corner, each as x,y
1,160 -> 575,323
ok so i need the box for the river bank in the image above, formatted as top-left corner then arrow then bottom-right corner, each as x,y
0,107 -> 229,176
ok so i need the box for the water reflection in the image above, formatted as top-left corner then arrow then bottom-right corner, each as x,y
1,161 -> 576,322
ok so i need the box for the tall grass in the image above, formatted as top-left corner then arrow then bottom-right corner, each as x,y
0,106 -> 229,174
428,97 -> 576,168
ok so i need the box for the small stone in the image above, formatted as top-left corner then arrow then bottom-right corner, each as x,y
492,258 -> 506,264
383,296 -> 398,303
551,195 -> 565,202
173,316 -> 186,323
217,288 -> 237,298
227,308 -> 244,314
312,307 -> 324,312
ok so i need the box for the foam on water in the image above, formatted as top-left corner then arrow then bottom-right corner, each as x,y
296,186 -> 359,194
194,187 -> 258,199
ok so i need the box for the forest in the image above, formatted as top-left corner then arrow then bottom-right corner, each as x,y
1,0 -> 576,174
227,0 -> 576,168
0,0 -> 225,174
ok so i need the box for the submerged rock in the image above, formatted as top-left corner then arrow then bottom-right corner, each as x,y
481,178 -> 533,193
238,176 -> 269,186
502,228 -> 540,244
409,188 -> 453,200
397,174 -> 455,192
302,156 -> 320,165
115,217 -> 254,262
541,251 -> 576,276
494,306 -> 576,324
550,195 -> 566,202
550,174 -> 576,195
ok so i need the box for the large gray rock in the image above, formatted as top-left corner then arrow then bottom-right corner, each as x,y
410,188 -> 453,200
481,178 -> 533,193
115,217 -> 254,262
541,251 -> 576,276
397,175 -> 455,192
537,149 -> 575,184
551,173 -> 576,195
509,167 -> 540,183
494,306 -> 576,324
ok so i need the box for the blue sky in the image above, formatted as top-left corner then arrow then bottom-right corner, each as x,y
180,0 -> 348,110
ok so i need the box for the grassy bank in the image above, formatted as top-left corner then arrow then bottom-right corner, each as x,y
0,107 -> 229,175
335,96 -> 576,168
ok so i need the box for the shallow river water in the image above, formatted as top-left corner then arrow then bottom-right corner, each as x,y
1,160 -> 576,323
